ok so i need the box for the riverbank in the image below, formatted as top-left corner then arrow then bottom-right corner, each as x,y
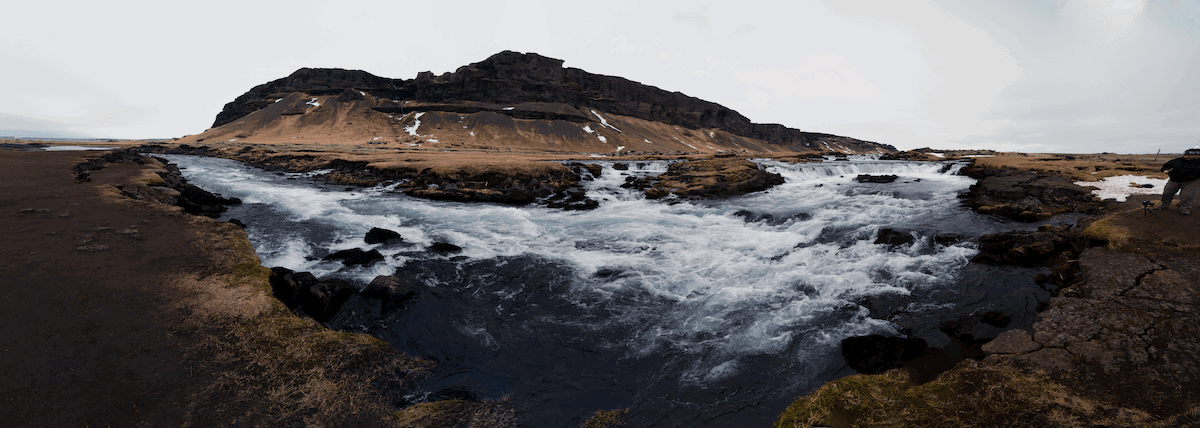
776,154 -> 1200,427
0,149 -> 441,426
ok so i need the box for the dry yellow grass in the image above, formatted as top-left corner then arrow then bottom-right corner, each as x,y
970,152 -> 1169,182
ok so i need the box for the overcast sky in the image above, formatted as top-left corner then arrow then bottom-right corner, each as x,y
2,0 -> 1197,153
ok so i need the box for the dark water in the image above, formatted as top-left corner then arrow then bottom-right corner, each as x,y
162,155 -> 1055,427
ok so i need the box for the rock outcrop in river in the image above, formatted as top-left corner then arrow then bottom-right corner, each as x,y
960,165 -> 1113,222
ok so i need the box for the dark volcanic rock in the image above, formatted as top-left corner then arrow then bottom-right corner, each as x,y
428,242 -> 463,254
322,248 -> 385,267
982,248 -> 1200,418
933,233 -> 962,246
299,278 -> 357,323
364,227 -> 403,245
362,275 -> 416,301
268,267 -> 358,323
875,228 -> 915,247
269,267 -> 317,306
971,226 -> 1070,267
841,335 -> 931,374
855,174 -> 899,183
213,68 -> 393,128
960,165 -> 1111,222
326,275 -> 419,331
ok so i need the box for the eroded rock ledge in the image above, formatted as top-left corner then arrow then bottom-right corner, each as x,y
621,157 -> 784,199
982,248 -> 1200,419
135,144 -> 603,210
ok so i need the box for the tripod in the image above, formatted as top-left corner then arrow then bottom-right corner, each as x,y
1126,200 -> 1163,219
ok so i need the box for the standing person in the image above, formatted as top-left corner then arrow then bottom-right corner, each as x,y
1158,148 -> 1200,215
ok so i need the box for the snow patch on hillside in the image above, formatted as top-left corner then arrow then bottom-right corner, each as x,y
591,110 -> 622,133
405,112 -> 425,137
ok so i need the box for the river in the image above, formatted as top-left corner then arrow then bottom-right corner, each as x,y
159,154 -> 1053,427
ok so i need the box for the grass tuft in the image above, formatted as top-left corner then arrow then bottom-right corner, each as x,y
581,408 -> 629,428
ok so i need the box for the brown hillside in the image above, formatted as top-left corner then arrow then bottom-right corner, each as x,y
187,51 -> 894,155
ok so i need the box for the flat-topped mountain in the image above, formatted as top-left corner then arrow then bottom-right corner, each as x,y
190,51 -> 894,155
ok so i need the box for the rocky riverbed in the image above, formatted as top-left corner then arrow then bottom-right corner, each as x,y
777,155 -> 1200,427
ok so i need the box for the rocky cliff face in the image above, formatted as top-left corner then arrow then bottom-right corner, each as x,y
212,51 -> 893,153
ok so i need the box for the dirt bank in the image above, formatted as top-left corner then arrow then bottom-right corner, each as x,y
0,149 -> 431,427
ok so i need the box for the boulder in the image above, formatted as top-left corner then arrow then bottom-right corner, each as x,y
970,228 -> 1069,267
428,242 -> 463,254
268,267 -> 318,307
855,174 -> 899,183
874,228 -> 915,247
322,248 -> 385,267
960,166 -> 1109,222
267,267 -> 354,322
364,227 -> 404,245
562,199 -> 600,211
841,335 -> 930,374
362,275 -> 418,314
933,233 -> 962,246
299,278 -> 357,323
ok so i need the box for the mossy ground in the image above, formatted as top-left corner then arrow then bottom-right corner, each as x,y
580,409 -> 628,428
775,361 -> 1163,428
390,398 -> 516,428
